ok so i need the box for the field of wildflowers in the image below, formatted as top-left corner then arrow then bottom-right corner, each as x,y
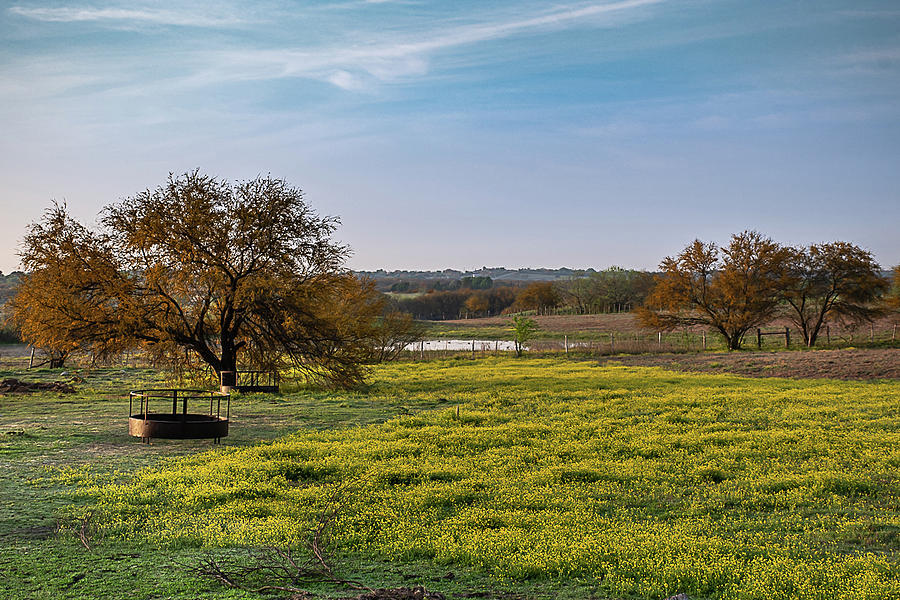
78,358 -> 900,599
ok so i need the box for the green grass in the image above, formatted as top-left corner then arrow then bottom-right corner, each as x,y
2,357 -> 899,599
424,321 -> 619,342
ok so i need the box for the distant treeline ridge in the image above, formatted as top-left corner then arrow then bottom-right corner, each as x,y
384,268 -> 655,320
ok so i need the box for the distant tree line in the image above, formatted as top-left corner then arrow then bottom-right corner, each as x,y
389,267 -> 656,320
384,236 -> 898,342
391,289 -> 514,320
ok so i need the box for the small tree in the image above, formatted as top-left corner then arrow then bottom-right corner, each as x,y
11,171 -> 382,388
783,242 -> 887,347
638,231 -> 791,350
511,315 -> 538,357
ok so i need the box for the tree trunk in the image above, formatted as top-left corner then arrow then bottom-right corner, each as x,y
807,330 -> 818,347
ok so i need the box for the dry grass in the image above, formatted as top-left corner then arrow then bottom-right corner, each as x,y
601,348 -> 900,380
440,313 -> 899,337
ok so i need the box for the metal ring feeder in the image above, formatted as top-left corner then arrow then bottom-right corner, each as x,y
128,389 -> 230,443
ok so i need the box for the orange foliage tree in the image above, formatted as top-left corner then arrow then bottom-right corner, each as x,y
11,171 -> 383,387
782,242 -> 887,346
637,231 -> 791,350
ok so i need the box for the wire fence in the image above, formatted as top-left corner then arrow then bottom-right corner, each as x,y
399,323 -> 900,360
1,321 -> 897,369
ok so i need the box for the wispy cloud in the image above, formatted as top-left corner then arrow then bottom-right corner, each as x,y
837,9 -> 900,19
206,0 -> 665,90
831,46 -> 900,78
3,0 -> 665,97
8,5 -> 247,27
837,47 -> 900,66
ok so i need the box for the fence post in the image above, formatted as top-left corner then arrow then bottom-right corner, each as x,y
420,341 -> 424,360
784,326 -> 790,348
757,328 -> 762,349
471,339 -> 475,360
564,335 -> 568,354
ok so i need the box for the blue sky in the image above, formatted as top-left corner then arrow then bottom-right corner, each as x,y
1,0 -> 898,273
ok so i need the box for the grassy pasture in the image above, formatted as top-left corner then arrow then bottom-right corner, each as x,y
2,354 -> 899,599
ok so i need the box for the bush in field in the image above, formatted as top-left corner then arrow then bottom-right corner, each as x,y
511,315 -> 537,356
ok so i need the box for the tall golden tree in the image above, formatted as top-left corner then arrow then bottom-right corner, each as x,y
782,242 -> 887,347
11,171 -> 382,387
638,231 -> 791,350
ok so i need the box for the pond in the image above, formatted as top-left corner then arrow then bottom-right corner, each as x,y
404,339 -> 518,352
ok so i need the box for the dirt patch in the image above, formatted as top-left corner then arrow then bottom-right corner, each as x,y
0,378 -> 75,394
601,348 -> 900,380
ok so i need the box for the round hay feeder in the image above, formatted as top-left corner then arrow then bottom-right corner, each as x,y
129,389 -> 230,443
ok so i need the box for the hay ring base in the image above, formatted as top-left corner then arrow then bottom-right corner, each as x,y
129,389 -> 230,443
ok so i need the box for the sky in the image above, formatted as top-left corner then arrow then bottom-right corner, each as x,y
1,0 -> 898,274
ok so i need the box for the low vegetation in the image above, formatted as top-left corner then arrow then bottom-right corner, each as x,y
11,357 -> 892,599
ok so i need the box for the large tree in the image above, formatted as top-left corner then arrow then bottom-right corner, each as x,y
637,231 -> 791,350
11,171 -> 382,387
782,242 -> 887,347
